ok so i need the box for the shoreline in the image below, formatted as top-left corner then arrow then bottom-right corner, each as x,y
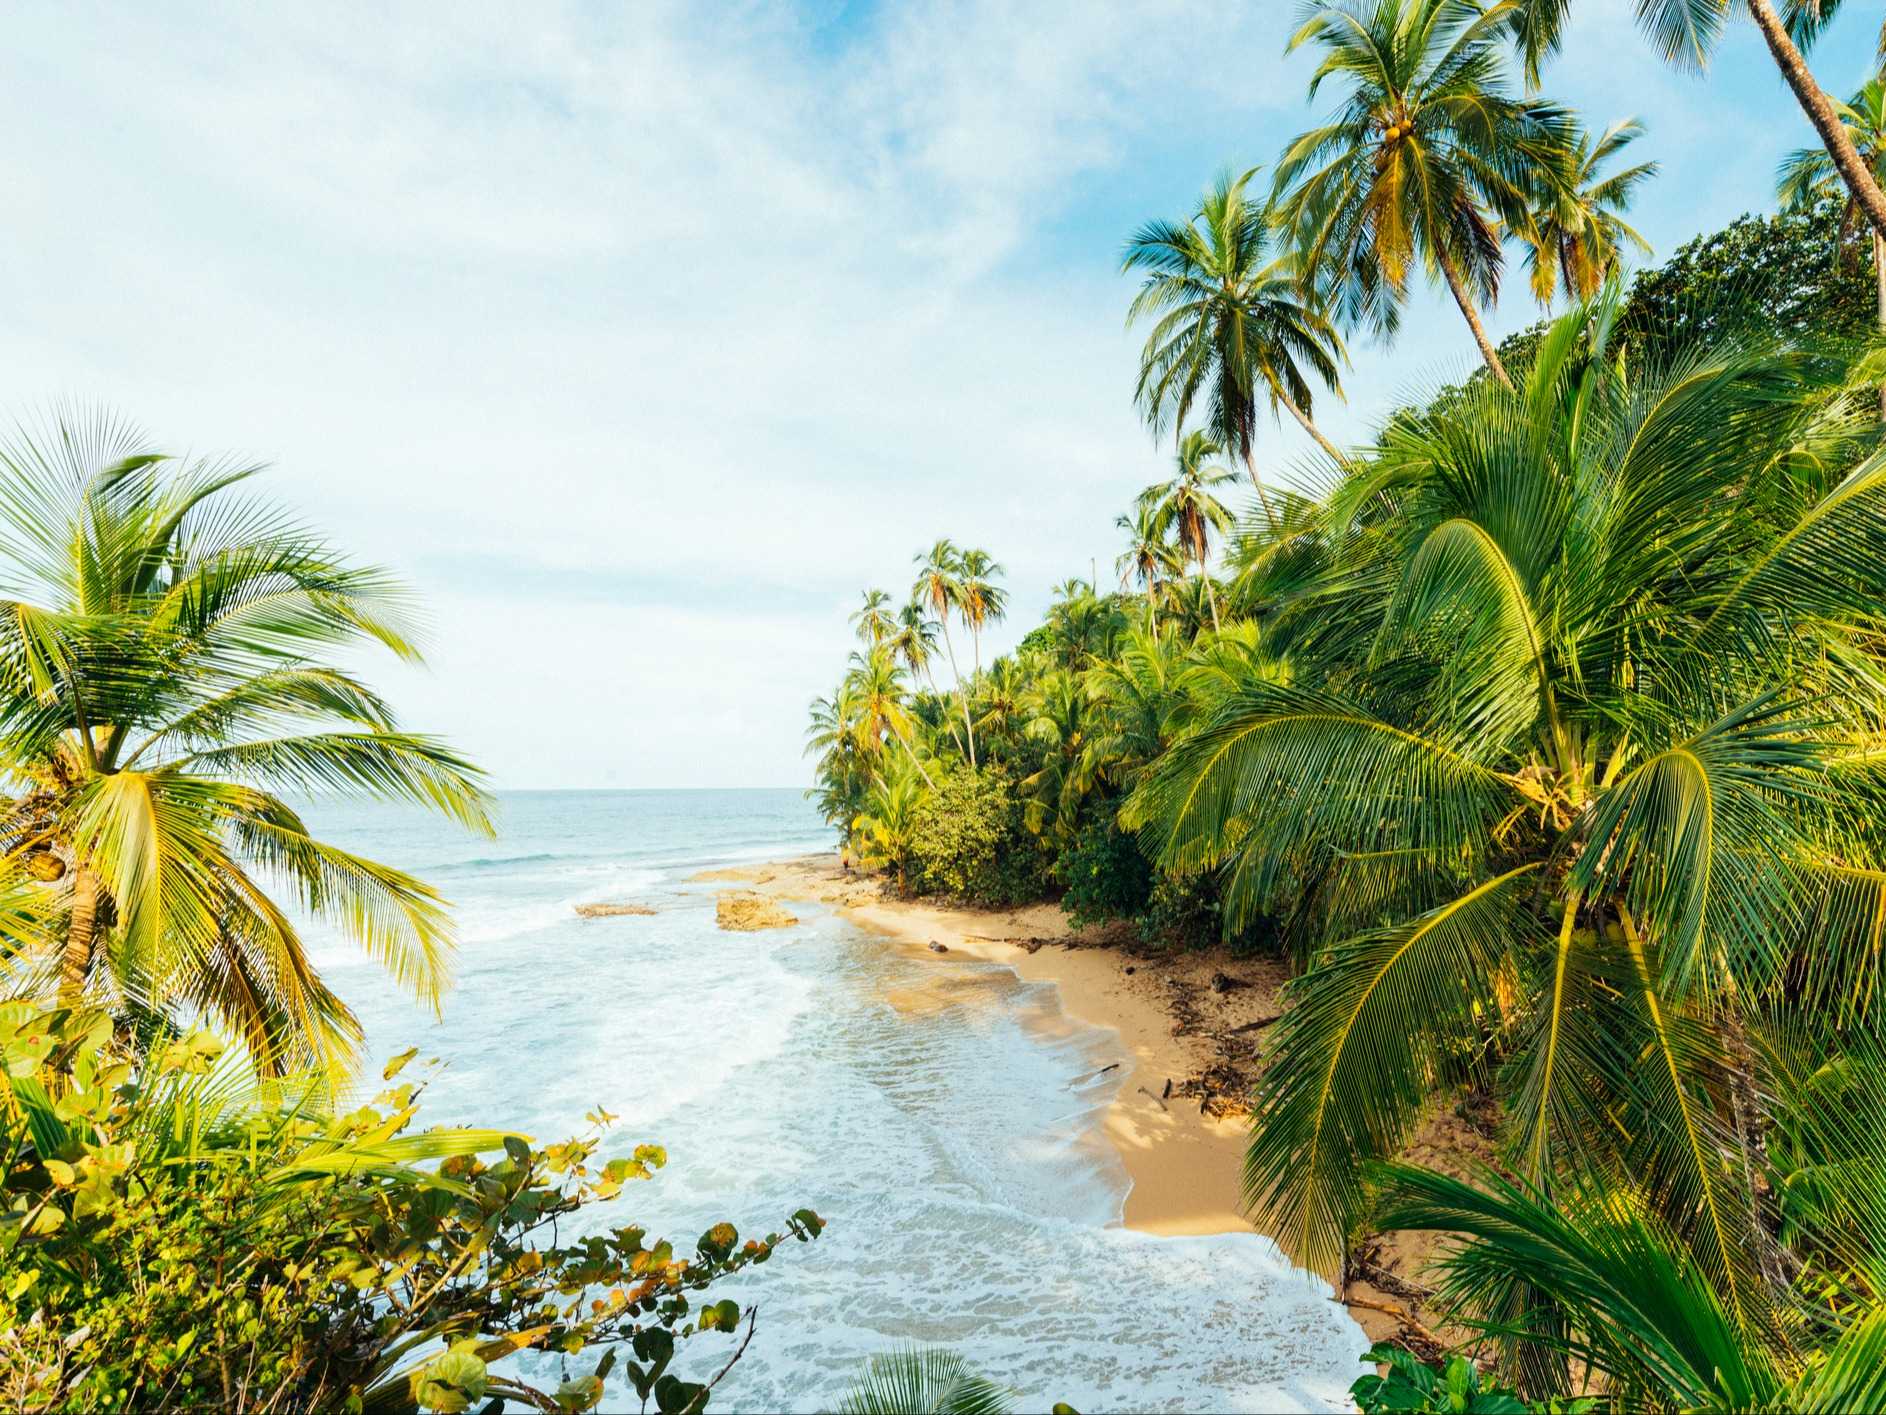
696,854 -> 1258,1235
696,852 -> 1481,1346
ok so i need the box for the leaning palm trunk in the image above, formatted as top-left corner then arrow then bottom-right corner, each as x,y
1875,229 -> 1885,422
1240,445 -> 1280,528
938,618 -> 977,768
1197,555 -> 1221,634
1435,245 -> 1515,391
890,720 -> 937,790
1274,388 -> 1350,466
59,867 -> 100,1004
1748,0 -> 1886,243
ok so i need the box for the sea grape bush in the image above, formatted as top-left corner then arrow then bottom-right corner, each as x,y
907,765 -> 1052,906
0,1006 -> 822,1412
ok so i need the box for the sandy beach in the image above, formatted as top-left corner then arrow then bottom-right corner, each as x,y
692,852 -> 1484,1347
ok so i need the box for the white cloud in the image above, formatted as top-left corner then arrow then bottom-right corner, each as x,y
0,0 -> 1871,784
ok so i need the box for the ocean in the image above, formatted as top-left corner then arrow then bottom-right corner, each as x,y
300,788 -> 1368,1413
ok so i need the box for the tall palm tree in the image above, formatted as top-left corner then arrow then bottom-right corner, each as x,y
1522,117 -> 1658,305
843,648 -> 936,789
956,549 -> 1009,683
850,588 -> 897,648
891,598 -> 967,761
1115,500 -> 1184,626
1019,667 -> 1099,842
1274,0 -> 1574,391
912,540 -> 977,768
1140,432 -> 1237,633
1124,167 -> 1351,519
0,411 -> 492,1074
1510,0 -> 1886,245
1779,78 -> 1886,417
1129,287 -> 1886,1331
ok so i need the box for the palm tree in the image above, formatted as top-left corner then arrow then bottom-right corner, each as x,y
1140,432 -> 1236,633
1042,580 -> 1124,669
843,648 -> 936,789
1522,117 -> 1658,305
851,757 -> 931,894
912,540 -> 977,768
1019,667 -> 1099,842
1115,500 -> 1184,626
890,598 -> 968,762
1274,0 -> 1574,391
1510,0 -> 1886,246
850,588 -> 898,648
839,1348 -> 1016,1415
805,687 -> 869,843
0,411 -> 492,1074
1129,286 -> 1886,1326
1124,167 -> 1350,519
1779,78 -> 1886,417
956,549 -> 1008,683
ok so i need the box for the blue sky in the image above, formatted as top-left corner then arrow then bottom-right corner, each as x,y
0,1 -> 1875,787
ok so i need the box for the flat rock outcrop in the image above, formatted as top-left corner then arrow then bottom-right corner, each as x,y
574,902 -> 657,918
715,891 -> 797,932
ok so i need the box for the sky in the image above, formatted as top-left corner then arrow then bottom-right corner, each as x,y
0,0 -> 1877,789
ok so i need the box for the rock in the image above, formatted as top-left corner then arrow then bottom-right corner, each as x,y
927,941 -> 948,953
715,891 -> 798,932
574,902 -> 657,918
1209,970 -> 1249,994
1123,965 -> 1136,975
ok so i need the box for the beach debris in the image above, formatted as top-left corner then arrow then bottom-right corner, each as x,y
1228,1013 -> 1283,1034
1136,1084 -> 1170,1113
573,902 -> 657,918
927,940 -> 948,953
1209,970 -> 1249,994
714,891 -> 798,932
1161,1078 -> 1172,1100
1066,1062 -> 1121,1090
1123,965 -> 1136,975
1173,1063 -> 1255,1119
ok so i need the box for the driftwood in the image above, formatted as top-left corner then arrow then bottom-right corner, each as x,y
1338,1295 -> 1445,1360
1136,1084 -> 1170,1113
1228,1014 -> 1283,1034
1065,1062 -> 1120,1090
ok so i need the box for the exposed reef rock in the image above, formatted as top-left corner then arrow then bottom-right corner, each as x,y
714,891 -> 797,932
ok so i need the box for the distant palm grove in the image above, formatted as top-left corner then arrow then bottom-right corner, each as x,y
808,2 -> 1886,1410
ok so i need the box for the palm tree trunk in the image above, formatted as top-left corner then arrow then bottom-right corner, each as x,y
1239,445 -> 1279,528
1199,555 -> 1221,634
1274,389 -> 1349,466
1748,0 -> 1886,243
1875,229 -> 1886,422
938,619 -> 976,769
60,867 -> 99,1003
1434,245 -> 1516,392
919,660 -> 970,759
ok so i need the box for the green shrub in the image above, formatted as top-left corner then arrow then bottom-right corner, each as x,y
0,1005 -> 822,1413
907,765 -> 1053,907
1351,1345 -> 1594,1414
1054,817 -> 1152,930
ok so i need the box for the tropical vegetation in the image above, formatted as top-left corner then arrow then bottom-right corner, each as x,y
806,7 -> 1886,1405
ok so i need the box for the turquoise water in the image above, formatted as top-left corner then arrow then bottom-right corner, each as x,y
300,789 -> 1367,1413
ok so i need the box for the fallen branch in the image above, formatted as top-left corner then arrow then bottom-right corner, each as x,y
687,1305 -> 760,1412
1336,1295 -> 1444,1354
1136,1084 -> 1170,1113
1228,1014 -> 1283,1034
